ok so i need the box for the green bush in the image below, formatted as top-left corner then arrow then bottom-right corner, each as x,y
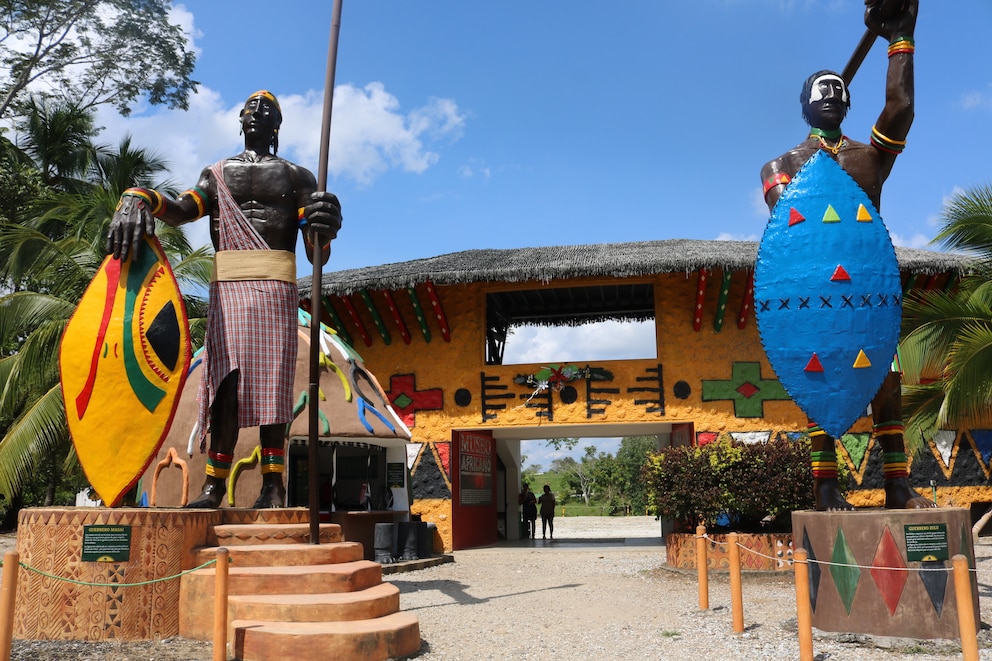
644,435 -> 814,533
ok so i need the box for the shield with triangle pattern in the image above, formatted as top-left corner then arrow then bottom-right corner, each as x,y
754,150 -> 901,438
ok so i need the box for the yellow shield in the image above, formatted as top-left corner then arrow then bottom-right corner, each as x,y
61,236 -> 191,506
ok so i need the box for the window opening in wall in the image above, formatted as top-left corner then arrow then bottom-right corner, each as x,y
486,283 -> 656,365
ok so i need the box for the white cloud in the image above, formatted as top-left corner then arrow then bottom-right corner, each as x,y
502,320 -> 656,365
961,87 -> 992,112
715,231 -> 760,242
93,81 -> 464,191
458,158 -> 491,180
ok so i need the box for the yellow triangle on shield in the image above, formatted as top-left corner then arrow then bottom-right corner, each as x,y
853,349 -> 872,368
856,204 -> 873,222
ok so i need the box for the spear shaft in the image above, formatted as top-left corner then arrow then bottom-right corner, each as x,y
309,0 -> 343,545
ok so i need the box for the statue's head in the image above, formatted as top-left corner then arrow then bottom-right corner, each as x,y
240,90 -> 283,153
800,70 -> 849,130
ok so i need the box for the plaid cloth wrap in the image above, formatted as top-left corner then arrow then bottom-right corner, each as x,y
197,160 -> 298,443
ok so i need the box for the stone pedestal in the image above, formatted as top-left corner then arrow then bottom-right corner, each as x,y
13,507 -> 220,640
792,508 -> 978,640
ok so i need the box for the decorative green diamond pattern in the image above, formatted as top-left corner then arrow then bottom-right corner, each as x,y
829,527 -> 861,615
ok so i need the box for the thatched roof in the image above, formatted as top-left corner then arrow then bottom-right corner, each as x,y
299,239 -> 971,298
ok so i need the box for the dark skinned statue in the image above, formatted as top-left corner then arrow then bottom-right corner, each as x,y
760,0 -> 934,511
108,90 -> 342,508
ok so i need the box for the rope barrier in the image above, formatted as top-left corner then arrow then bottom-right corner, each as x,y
696,532 -> 974,573
11,557 -> 220,588
692,528 -> 980,660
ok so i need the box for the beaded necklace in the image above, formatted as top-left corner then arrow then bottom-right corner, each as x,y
809,127 -> 846,156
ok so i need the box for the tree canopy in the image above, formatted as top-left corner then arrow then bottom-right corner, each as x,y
0,0 -> 197,120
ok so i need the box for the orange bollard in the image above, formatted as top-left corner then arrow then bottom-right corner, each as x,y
214,547 -> 230,661
793,548 -> 813,661
696,525 -> 709,610
728,532 -> 744,633
952,554 -> 979,661
0,551 -> 18,661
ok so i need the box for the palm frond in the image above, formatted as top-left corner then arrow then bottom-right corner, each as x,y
0,385 -> 68,502
0,290 -> 75,346
933,185 -> 992,257
0,318 -> 67,419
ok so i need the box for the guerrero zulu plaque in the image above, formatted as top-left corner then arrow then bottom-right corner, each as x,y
904,523 -> 949,562
82,524 -> 132,562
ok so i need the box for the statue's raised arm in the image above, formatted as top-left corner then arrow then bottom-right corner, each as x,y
865,0 -> 918,185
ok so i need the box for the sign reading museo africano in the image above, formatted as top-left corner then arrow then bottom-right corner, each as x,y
458,433 -> 493,506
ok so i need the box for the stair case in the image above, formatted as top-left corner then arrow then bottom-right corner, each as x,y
178,509 -> 421,660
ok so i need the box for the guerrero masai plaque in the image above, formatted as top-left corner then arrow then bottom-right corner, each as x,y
82,524 -> 132,562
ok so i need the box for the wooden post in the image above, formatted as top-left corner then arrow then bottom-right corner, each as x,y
696,525 -> 708,610
952,554 -> 979,661
213,547 -> 230,661
793,548 -> 813,661
728,532 -> 744,633
0,552 -> 18,661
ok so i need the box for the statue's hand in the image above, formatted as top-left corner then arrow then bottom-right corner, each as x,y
865,0 -> 917,41
107,194 -> 156,261
303,191 -> 342,240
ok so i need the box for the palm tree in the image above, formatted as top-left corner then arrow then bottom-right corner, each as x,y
900,184 -> 992,450
0,106 -> 212,510
14,98 -> 96,194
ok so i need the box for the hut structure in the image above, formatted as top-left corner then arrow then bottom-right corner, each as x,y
296,239 -> 987,551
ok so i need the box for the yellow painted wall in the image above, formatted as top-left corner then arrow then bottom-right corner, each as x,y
333,272 -> 992,551
348,272 -> 806,439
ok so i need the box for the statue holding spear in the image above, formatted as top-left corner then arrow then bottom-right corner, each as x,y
107,86 -> 342,509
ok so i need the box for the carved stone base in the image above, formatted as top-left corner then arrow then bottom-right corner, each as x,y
12,506 -> 308,641
792,508 -> 978,640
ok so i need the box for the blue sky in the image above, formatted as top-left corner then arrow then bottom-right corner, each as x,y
89,1 -> 991,468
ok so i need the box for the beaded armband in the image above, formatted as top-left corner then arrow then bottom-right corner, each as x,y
762,172 -> 791,198
887,36 -> 915,57
870,125 -> 907,155
120,187 -> 165,217
180,186 -> 208,218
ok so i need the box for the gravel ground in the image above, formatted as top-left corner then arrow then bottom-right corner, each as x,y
2,516 -> 992,660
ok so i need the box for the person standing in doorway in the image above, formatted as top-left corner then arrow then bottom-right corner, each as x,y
538,484 -> 556,539
520,484 -> 537,539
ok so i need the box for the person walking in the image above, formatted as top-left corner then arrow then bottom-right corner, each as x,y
538,484 -> 556,539
519,484 -> 537,539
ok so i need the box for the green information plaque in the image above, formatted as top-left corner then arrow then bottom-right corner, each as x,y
82,524 -> 131,562
904,523 -> 948,562
387,462 -> 406,488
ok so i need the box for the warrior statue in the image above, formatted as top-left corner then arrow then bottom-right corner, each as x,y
760,0 -> 933,510
108,90 -> 342,508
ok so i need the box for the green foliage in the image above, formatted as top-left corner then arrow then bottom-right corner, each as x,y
0,99 -> 211,517
644,436 -> 814,533
900,183 -> 992,449
0,0 -> 197,120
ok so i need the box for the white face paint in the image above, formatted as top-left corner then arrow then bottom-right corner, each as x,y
809,75 -> 848,104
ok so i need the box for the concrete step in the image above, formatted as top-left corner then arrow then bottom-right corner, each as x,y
231,612 -> 421,661
192,540 -> 363,567
218,507 -> 311,525
180,560 -> 383,639
228,582 -> 400,626
207,522 -> 343,547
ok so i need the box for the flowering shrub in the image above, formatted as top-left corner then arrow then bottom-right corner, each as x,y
644,435 -> 815,533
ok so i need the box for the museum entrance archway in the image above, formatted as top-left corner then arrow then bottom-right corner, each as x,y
482,421 -> 684,542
